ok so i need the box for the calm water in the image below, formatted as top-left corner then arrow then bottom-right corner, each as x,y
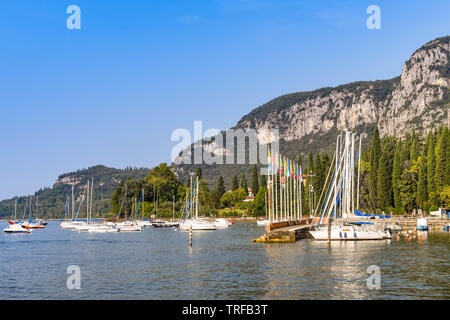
1,221 -> 449,300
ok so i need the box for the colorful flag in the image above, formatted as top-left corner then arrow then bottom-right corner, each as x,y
268,149 -> 271,170
291,161 -> 294,179
299,166 -> 303,182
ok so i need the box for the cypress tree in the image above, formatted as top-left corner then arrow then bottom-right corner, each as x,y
426,131 -> 437,204
377,150 -> 392,212
392,141 -> 403,209
446,127 -> 450,185
410,131 -> 420,162
231,174 -> 239,191
195,167 -> 202,181
435,127 -> 448,204
241,174 -> 248,195
251,164 -> 259,196
369,127 -> 381,208
216,176 -> 225,198
417,146 -> 428,210
313,154 -> 323,202
260,174 -> 267,190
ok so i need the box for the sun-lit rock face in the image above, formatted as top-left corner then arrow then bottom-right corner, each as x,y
172,36 -> 450,182
236,36 -> 449,141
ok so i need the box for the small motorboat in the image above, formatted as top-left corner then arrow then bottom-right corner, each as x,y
4,223 -> 32,234
443,224 -> 450,232
213,218 -> 230,228
23,222 -> 45,229
87,224 -> 118,233
179,219 -> 216,231
116,221 -> 142,232
152,221 -> 180,228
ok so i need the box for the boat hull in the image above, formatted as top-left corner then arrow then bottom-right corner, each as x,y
309,225 -> 389,241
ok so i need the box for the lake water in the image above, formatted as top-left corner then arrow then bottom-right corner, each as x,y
1,221 -> 449,299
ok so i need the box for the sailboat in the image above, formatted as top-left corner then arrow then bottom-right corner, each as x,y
152,195 -> 179,228
4,198 -> 32,233
179,176 -> 216,231
113,183 -> 141,232
85,178 -> 118,233
60,184 -> 88,230
23,196 -> 45,229
308,131 -> 391,241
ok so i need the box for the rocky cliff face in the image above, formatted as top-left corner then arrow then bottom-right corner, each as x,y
236,36 -> 449,141
173,36 -> 450,185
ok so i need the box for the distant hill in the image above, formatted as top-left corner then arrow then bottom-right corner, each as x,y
172,35 -> 450,188
0,165 -> 150,219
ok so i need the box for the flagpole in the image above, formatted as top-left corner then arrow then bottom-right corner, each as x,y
274,154 -> 278,222
284,157 -> 287,221
279,155 -> 283,222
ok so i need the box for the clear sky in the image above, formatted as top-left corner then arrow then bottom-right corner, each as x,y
0,0 -> 449,200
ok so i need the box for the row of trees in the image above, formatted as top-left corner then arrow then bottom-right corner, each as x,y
362,125 -> 450,214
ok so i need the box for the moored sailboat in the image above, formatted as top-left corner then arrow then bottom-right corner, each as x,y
309,131 -> 391,241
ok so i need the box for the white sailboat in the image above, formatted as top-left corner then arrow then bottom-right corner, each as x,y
309,131 -> 391,241
179,176 -> 216,231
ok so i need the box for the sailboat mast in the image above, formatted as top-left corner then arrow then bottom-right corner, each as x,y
195,176 -> 199,219
173,195 -> 175,222
29,195 -> 32,221
357,135 -> 362,210
72,185 -> 74,220
86,180 -> 90,222
14,198 -> 17,220
90,178 -> 94,222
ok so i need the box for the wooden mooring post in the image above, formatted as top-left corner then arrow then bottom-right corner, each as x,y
328,218 -> 333,244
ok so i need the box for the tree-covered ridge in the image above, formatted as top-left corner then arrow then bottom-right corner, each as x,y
0,165 -> 150,219
235,77 -> 400,130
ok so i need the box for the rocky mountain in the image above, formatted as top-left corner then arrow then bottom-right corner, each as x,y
173,35 -> 450,187
0,165 -> 150,219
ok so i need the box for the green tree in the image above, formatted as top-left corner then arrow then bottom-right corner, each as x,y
251,164 -> 259,196
233,188 -> 247,203
392,141 -> 403,209
216,176 -> 226,198
369,126 -> 381,209
426,131 -> 437,204
240,174 -> 248,195
377,139 -> 395,212
220,192 -> 234,209
260,174 -> 267,190
195,167 -> 202,181
435,127 -> 448,203
253,186 -> 267,216
231,174 -> 239,191
417,151 -> 428,210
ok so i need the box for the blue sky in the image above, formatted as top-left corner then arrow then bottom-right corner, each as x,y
0,0 -> 449,200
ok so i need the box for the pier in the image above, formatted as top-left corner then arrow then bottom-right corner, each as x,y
252,218 -> 314,243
